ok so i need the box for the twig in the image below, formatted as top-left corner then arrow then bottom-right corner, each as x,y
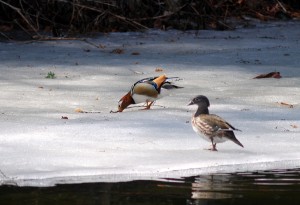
82,39 -> 101,48
14,20 -> 34,38
39,37 -> 101,49
77,110 -> 102,113
129,69 -> 145,75
0,32 -> 11,40
63,0 -> 118,8
36,36 -> 82,41
0,168 -> 17,186
277,0 -> 287,13
0,0 -> 41,38
20,36 -> 82,44
58,0 -> 148,30
15,35 -> 103,50
133,3 -> 188,21
107,11 -> 149,30
0,168 -> 9,180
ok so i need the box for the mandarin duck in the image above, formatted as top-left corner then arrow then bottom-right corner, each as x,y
115,74 -> 183,112
188,95 -> 243,151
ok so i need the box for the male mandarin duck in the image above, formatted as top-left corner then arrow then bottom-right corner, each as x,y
116,74 -> 183,112
188,95 -> 243,151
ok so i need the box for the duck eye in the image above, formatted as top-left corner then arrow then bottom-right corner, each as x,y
118,100 -> 122,108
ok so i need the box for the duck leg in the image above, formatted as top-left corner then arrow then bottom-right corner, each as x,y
146,101 -> 154,109
141,101 -> 154,110
209,139 -> 218,151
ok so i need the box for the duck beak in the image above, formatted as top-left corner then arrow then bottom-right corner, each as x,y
187,101 -> 194,106
118,106 -> 124,112
118,99 -> 125,112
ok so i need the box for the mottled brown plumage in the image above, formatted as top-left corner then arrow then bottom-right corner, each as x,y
189,95 -> 243,151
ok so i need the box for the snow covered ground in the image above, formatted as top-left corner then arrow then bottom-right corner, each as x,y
0,21 -> 299,187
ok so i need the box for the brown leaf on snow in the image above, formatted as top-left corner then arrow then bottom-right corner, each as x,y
99,44 -> 106,49
111,48 -> 124,54
61,116 -> 68,119
290,124 -> 298,129
75,108 -> 84,113
131,52 -> 140,55
155,67 -> 164,72
253,71 -> 281,79
277,102 -> 294,108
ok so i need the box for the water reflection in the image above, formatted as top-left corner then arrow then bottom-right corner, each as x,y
192,175 -> 235,199
189,168 -> 300,205
0,168 -> 299,205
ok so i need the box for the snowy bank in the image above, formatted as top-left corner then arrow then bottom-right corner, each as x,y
0,21 -> 299,187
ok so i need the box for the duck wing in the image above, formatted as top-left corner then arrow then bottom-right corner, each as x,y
201,114 -> 241,131
200,114 -> 243,147
131,82 -> 159,98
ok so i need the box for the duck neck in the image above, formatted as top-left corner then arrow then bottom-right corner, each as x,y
194,104 -> 209,117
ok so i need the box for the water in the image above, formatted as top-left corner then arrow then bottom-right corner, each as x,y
0,168 -> 299,205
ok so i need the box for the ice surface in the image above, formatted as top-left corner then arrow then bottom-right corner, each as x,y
0,21 -> 299,187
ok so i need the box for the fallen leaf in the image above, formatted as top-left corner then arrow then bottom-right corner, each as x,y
61,116 -> 68,119
99,44 -> 106,49
111,48 -> 124,54
155,67 -> 164,72
290,124 -> 298,128
253,71 -> 281,79
38,86 -> 44,89
277,102 -> 294,108
131,52 -> 140,55
75,108 -> 84,113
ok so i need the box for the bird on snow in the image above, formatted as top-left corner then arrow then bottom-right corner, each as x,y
188,95 -> 243,151
114,74 -> 183,112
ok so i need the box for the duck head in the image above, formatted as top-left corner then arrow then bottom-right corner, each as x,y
188,95 -> 210,107
118,92 -> 135,112
188,95 -> 210,115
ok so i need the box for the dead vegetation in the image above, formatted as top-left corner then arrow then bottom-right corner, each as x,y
0,0 -> 300,40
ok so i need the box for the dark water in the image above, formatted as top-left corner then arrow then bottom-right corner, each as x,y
1,168 -> 299,205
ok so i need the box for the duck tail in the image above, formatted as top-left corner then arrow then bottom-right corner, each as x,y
161,82 -> 184,90
221,130 -> 244,148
